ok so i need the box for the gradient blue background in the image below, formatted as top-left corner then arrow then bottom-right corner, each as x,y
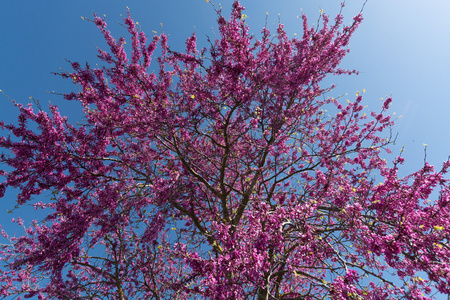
1,1 -> 449,299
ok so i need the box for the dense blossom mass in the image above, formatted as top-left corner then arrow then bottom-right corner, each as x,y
1,1 -> 449,299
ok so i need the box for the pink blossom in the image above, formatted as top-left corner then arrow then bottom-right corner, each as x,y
0,1 -> 449,299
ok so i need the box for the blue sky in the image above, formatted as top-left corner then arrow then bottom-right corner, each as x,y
1,0 -> 449,170
1,0 -> 449,298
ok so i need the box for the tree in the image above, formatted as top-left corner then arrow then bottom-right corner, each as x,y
0,1 -> 449,299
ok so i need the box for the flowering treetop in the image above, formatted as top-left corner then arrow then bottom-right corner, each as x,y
0,1 -> 449,299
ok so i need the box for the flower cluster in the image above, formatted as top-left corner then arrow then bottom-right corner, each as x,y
1,1 -> 449,299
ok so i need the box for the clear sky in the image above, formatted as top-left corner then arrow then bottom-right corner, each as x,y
1,0 -> 449,169
1,0 -> 449,298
